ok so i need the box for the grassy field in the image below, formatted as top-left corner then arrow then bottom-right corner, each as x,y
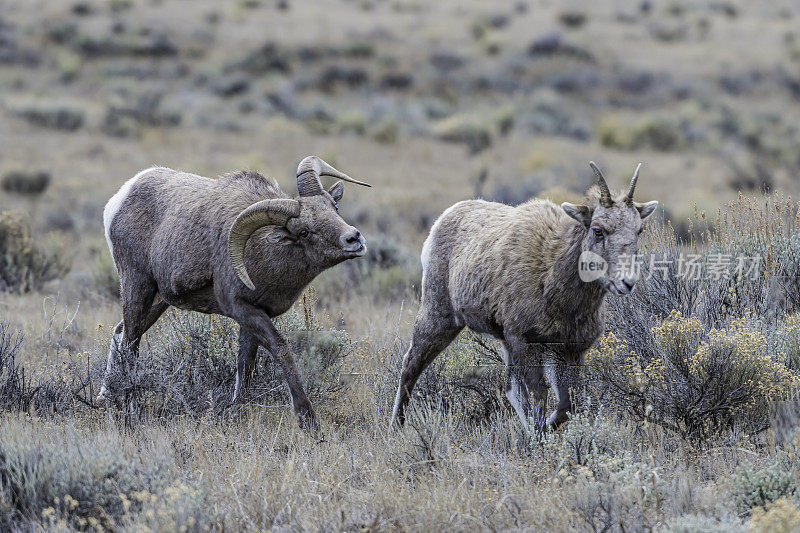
3,0 -> 800,530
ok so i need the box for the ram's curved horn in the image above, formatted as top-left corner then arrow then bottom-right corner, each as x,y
627,163 -> 642,204
228,198 -> 300,290
589,161 -> 613,208
296,155 -> 371,197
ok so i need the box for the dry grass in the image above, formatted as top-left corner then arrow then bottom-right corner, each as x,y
3,0 -> 800,530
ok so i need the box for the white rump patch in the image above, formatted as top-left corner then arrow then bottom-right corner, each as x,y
420,201 -> 464,274
103,167 -> 162,262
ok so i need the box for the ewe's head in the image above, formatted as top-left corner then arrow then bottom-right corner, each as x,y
561,161 -> 658,296
229,156 -> 370,290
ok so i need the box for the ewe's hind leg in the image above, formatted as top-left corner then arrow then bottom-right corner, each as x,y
391,310 -> 462,426
99,275 -> 167,401
232,330 -> 259,403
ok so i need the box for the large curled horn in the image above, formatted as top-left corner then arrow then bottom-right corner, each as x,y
589,161 -> 613,208
296,155 -> 371,197
626,162 -> 642,204
229,198 -> 300,290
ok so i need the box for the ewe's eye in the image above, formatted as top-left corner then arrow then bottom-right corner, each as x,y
594,228 -> 604,239
299,229 -> 309,238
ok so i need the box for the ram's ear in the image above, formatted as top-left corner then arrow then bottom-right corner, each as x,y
635,200 -> 659,221
328,181 -> 344,203
265,226 -> 296,244
561,203 -> 594,227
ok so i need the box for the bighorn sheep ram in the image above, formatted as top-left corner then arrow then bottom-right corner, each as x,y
101,156 -> 370,428
392,162 -> 658,430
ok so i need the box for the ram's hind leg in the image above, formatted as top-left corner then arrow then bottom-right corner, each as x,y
391,310 -> 462,426
99,273 -> 167,401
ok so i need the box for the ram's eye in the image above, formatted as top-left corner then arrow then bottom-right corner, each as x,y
594,228 -> 604,239
299,230 -> 309,238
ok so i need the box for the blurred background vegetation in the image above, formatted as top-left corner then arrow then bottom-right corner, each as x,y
2,0 -> 800,305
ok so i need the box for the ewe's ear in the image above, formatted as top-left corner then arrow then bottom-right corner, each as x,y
265,226 -> 296,244
635,201 -> 659,221
561,203 -> 594,227
328,181 -> 344,203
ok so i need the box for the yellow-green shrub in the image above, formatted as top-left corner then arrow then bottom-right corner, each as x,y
587,311 -> 799,438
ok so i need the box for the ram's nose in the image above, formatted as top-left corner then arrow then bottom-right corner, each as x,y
341,229 -> 366,255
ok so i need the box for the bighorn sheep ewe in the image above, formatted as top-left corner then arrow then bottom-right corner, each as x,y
101,156 -> 370,428
392,162 -> 658,429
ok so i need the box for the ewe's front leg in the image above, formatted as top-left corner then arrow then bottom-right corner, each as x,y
503,337 -> 548,429
231,301 -> 317,430
544,356 -> 583,429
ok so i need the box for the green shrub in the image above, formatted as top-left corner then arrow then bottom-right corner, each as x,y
558,10 -> 588,28
588,312 -> 799,439
749,497 -> 800,533
434,114 -> 493,154
556,411 -> 627,466
0,212 -> 70,294
598,115 -> 683,151
0,418 -> 174,529
91,250 -> 120,300
370,117 -> 399,144
592,197 -> 800,439
663,514 -> 745,532
12,103 -> 84,131
1,171 -> 50,195
730,461 -> 798,515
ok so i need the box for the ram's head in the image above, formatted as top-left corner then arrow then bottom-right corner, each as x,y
228,156 -> 370,290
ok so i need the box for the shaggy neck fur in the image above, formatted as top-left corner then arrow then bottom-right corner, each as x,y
545,214 -> 606,321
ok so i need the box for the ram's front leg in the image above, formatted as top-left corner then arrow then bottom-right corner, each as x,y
231,301 -> 317,430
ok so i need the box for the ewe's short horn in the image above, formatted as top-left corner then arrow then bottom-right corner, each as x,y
626,163 -> 642,204
589,161 -> 613,208
229,198 -> 300,290
296,155 -> 371,197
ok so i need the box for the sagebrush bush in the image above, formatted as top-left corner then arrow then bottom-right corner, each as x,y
0,212 -> 70,293
408,332 -> 507,423
542,412 -> 670,531
0,323 -> 27,411
553,411 -> 627,467
730,460 -> 799,516
587,313 -> 799,438
589,196 -> 800,438
0,319 -> 98,417
0,416 -> 215,531
663,514 -> 746,533
0,170 -> 50,195
12,103 -> 84,131
0,417 -> 173,529
103,289 -> 355,417
749,497 -> 800,533
90,249 -> 119,300
315,233 -> 422,304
